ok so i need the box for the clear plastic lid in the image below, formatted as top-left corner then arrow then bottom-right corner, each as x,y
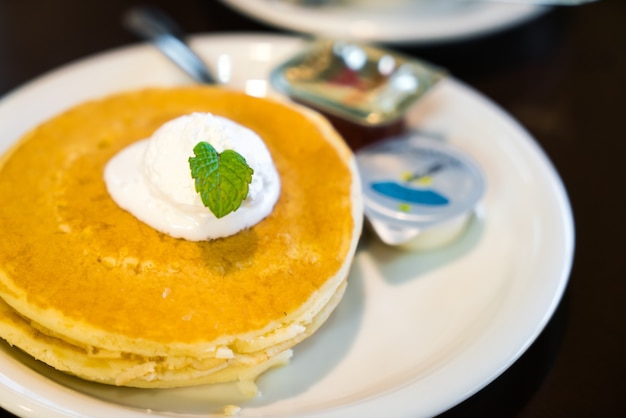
356,133 -> 485,246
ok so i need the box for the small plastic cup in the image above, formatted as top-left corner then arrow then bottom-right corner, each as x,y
356,133 -> 485,250
270,39 -> 445,150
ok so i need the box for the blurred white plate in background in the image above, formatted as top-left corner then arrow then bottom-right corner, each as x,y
220,0 -> 548,44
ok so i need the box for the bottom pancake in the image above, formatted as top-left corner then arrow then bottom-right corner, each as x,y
0,281 -> 346,390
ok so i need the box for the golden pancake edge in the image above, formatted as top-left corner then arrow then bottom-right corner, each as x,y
0,86 -> 363,388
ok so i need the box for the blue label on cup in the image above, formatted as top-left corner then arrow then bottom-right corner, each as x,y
371,182 -> 449,206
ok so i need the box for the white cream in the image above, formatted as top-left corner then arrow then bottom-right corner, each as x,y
104,113 -> 280,240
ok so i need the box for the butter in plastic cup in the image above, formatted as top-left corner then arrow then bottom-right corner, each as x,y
356,133 -> 485,250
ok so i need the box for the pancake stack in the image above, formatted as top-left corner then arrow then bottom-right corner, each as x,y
0,87 -> 362,391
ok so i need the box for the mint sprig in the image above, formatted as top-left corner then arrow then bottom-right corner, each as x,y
189,141 -> 254,219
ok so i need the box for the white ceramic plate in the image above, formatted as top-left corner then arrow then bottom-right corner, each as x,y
0,33 -> 573,418
220,0 -> 548,44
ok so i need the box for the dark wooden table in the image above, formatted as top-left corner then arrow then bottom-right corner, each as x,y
0,1 -> 624,417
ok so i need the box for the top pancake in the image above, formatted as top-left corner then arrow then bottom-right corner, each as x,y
0,86 -> 361,357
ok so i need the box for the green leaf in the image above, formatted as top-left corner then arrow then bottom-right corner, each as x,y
188,141 -> 254,219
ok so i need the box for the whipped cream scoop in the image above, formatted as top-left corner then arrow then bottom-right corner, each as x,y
104,112 -> 280,240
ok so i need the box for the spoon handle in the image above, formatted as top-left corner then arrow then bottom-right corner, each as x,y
123,6 -> 216,84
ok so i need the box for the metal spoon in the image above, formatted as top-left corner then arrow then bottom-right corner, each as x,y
122,6 -> 216,84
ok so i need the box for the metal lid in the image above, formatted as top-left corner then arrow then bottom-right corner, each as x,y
356,133 -> 485,245
270,39 -> 445,126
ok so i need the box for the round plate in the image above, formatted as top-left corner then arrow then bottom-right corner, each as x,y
0,33 -> 573,418
220,0 -> 548,44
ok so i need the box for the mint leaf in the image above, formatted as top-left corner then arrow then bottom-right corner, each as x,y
189,141 -> 254,219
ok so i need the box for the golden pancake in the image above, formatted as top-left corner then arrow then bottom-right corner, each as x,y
0,86 -> 362,389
